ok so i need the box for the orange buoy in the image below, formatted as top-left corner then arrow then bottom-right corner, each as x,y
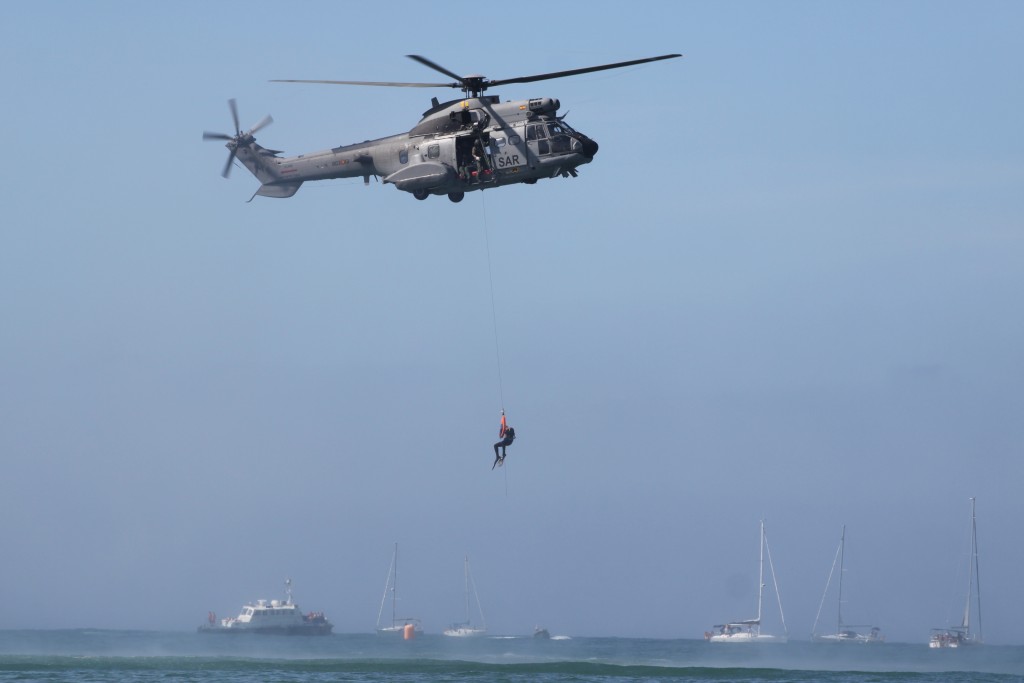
403,623 -> 416,640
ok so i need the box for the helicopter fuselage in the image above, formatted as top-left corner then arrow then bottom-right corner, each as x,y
230,95 -> 598,202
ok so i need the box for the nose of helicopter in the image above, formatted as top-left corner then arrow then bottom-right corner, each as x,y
577,135 -> 599,159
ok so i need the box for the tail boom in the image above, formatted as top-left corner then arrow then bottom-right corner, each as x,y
234,142 -> 375,198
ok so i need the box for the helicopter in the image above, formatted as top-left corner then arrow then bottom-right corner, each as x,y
204,54 -> 681,203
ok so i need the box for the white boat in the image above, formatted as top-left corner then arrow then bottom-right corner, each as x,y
198,578 -> 332,635
443,555 -> 487,637
930,497 -> 983,648
706,519 -> 788,643
811,525 -> 884,644
375,543 -> 423,636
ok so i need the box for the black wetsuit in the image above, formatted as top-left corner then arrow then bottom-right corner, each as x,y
492,427 -> 515,468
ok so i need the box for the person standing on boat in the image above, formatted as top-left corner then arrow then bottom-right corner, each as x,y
492,412 -> 515,469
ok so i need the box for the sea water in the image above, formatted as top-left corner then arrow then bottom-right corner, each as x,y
1,630 -> 1022,682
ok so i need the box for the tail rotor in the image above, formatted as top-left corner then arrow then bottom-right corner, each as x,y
203,99 -> 273,178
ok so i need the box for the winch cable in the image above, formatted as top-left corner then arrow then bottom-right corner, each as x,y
480,192 -> 509,495
480,191 -> 505,415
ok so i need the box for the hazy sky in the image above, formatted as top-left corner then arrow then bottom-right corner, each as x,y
1,1 -> 1022,644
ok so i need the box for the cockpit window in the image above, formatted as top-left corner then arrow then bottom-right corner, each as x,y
427,144 -> 439,159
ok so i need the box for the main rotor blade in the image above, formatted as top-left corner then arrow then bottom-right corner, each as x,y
203,131 -> 232,141
248,114 -> 273,135
270,53 -> 681,94
228,98 -> 240,135
406,55 -> 465,85
222,149 -> 237,179
489,54 -> 682,88
270,78 -> 452,88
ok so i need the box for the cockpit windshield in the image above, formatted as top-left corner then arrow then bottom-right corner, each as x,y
552,120 -> 578,135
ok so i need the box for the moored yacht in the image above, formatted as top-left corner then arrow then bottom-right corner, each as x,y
706,519 -> 788,643
929,498 -> 983,649
442,556 -> 487,637
376,543 -> 424,636
811,526 -> 884,644
199,578 -> 333,635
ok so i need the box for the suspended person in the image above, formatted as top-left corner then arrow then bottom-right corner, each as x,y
492,413 -> 515,469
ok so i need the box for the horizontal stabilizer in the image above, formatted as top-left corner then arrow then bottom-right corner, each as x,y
255,182 -> 303,198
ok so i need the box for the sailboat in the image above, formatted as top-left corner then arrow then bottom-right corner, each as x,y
706,519 -> 788,643
375,543 -> 423,636
930,497 -> 983,648
811,525 -> 884,644
443,555 -> 487,637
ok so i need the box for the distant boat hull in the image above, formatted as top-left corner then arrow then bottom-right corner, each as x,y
813,632 -> 884,644
199,580 -> 332,636
198,622 -> 332,636
376,622 -> 424,636
929,630 -> 980,648
707,631 -> 786,643
443,626 -> 486,637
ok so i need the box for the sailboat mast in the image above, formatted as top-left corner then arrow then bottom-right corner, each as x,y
837,525 -> 846,634
392,543 -> 398,628
812,531 -> 842,638
757,519 -> 765,625
963,497 -> 982,642
463,556 -> 471,624
764,523 -> 788,637
468,558 -> 487,630
973,499 -> 983,643
376,543 -> 398,630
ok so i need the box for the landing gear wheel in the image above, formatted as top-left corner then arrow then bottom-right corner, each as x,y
413,189 -> 429,200
447,192 -> 465,203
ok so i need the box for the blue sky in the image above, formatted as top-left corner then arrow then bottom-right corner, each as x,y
1,1 -> 1022,643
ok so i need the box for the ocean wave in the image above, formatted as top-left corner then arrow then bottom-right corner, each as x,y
0,655 -> 1015,683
